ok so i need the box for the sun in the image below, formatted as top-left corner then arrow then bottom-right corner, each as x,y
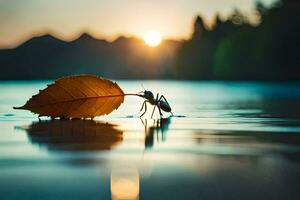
143,30 -> 162,47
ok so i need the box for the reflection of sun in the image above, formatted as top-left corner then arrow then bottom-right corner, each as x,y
143,30 -> 162,47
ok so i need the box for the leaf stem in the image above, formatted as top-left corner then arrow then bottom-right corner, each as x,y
124,93 -> 139,96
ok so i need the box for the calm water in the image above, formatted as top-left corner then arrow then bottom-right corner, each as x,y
1,81 -> 300,200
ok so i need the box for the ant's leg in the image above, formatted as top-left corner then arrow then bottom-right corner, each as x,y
157,105 -> 163,117
151,93 -> 159,118
140,101 -> 149,117
140,102 -> 147,117
151,105 -> 156,119
140,117 -> 145,126
139,101 -> 146,113
139,118 -> 147,132
138,101 -> 146,114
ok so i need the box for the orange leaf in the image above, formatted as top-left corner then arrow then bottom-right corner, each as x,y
14,75 -> 125,118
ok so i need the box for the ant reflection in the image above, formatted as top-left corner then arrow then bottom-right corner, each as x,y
22,120 -> 123,151
141,117 -> 171,149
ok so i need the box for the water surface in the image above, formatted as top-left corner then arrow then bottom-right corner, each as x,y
1,81 -> 300,200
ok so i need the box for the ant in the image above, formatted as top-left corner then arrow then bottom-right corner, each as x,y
137,90 -> 173,118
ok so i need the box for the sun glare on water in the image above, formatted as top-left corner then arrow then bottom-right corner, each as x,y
143,30 -> 162,47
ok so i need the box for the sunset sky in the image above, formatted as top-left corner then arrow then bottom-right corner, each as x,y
0,0 -> 276,48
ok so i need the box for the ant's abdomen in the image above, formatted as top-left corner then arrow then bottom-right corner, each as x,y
159,101 -> 171,112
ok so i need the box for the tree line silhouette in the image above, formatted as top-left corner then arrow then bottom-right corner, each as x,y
175,0 -> 300,80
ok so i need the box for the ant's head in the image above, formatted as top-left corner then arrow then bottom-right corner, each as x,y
138,84 -> 154,100
144,90 -> 154,99
138,90 -> 154,100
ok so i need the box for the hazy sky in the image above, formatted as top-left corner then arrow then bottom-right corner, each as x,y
0,0 -> 275,48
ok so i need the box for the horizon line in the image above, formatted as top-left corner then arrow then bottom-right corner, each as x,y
0,30 -> 189,50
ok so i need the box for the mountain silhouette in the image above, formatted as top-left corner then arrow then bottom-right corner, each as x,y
0,33 -> 180,80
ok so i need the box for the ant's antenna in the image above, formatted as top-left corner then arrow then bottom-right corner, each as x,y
141,84 -> 146,91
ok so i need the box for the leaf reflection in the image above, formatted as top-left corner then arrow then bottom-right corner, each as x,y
23,120 -> 123,151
